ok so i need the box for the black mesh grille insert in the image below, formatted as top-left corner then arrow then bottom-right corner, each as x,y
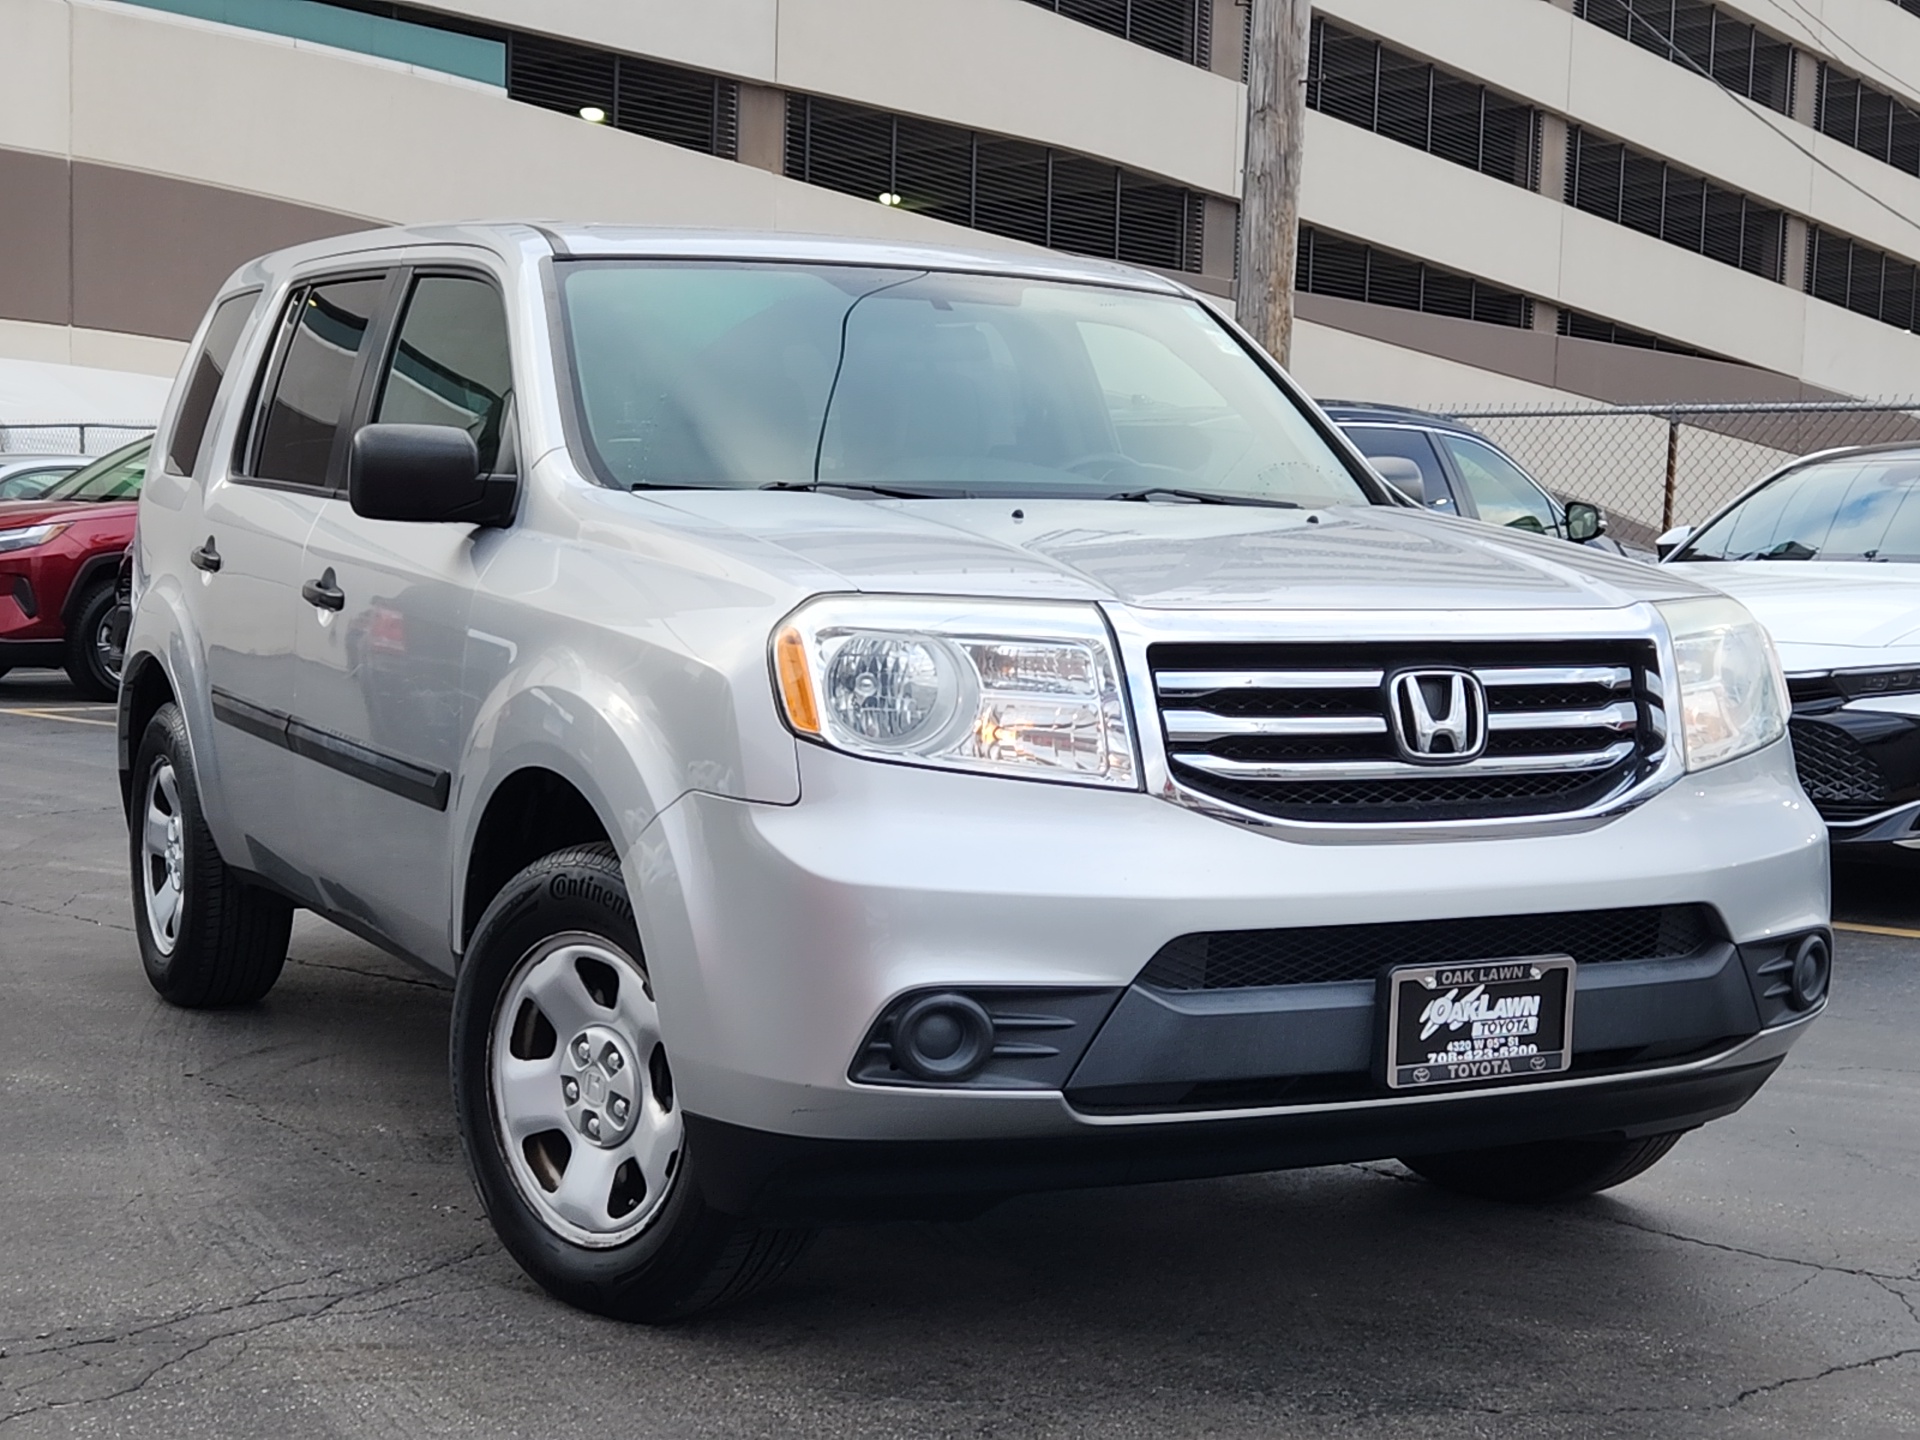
1139,905 -> 1718,990
1790,718 -> 1894,815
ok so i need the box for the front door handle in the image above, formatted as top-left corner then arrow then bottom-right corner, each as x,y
190,537 -> 222,573
301,568 -> 345,612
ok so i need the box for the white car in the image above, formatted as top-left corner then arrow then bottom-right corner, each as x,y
1662,444 -> 1920,847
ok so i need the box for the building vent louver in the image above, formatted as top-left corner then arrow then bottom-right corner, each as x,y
784,96 -> 1206,272
1020,0 -> 1212,66
508,35 -> 738,158
1565,127 -> 1785,282
1297,226 -> 1533,329
1306,20 -> 1538,189
1574,2 -> 1794,115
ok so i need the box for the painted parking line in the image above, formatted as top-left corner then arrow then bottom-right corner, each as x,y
1834,920 -> 1920,941
0,706 -> 115,727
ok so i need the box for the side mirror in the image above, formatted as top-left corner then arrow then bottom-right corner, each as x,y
1655,524 -> 1693,560
1367,455 -> 1427,505
1565,500 -> 1604,544
349,424 -> 516,526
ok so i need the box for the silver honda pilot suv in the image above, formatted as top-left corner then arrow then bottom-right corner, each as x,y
121,224 -> 1830,1320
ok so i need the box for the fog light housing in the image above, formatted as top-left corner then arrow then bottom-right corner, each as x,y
1788,934 -> 1830,1010
891,993 -> 995,1082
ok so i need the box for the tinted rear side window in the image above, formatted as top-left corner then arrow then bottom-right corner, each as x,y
253,277 -> 386,489
373,276 -> 514,471
166,291 -> 258,477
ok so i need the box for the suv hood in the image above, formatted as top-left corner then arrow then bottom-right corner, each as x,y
649,491 -> 1705,611
1664,561 -> 1920,650
0,497 -> 137,528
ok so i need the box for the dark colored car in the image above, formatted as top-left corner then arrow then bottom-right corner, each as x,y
1324,403 -> 1627,553
0,437 -> 149,697
0,455 -> 91,501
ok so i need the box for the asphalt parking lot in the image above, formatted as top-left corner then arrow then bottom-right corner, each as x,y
1,671 -> 1916,1439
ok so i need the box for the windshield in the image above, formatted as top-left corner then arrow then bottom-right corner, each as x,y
1680,452 -> 1920,562
557,262 -> 1373,506
40,441 -> 150,503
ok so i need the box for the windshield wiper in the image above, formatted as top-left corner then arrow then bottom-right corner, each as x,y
760,480 -> 946,500
1108,486 -> 1300,509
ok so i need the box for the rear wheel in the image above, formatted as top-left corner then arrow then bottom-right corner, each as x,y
64,581 -> 120,699
451,844 -> 811,1322
1400,1132 -> 1687,1203
131,702 -> 293,1007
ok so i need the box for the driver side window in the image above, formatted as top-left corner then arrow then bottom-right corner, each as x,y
1438,435 -> 1559,535
374,275 -> 515,472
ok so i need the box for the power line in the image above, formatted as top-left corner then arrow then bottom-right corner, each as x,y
1773,0 -> 1920,107
1616,4 -> 1920,247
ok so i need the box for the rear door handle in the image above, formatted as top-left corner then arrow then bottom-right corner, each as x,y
301,568 -> 345,612
190,537 -> 222,573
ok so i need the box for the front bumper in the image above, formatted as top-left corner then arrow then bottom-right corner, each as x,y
635,737 -> 1827,1152
688,1035 -> 1802,1220
1788,700 -> 1920,842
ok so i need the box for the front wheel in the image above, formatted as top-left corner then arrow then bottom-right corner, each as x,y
1400,1131 -> 1687,1203
130,702 -> 293,1006
65,581 -> 121,699
451,844 -> 811,1321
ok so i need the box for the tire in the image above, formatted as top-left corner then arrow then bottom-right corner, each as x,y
64,580 -> 121,699
130,702 -> 294,1007
451,843 -> 811,1322
1400,1131 -> 1687,1204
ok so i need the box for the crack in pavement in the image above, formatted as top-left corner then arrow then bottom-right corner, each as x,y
0,894 -> 132,934
0,1244 -> 492,1429
286,956 -> 448,992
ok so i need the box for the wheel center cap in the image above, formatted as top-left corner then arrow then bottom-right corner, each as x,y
563,1025 -> 639,1147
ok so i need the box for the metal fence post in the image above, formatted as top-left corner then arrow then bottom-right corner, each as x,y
1661,417 -> 1680,534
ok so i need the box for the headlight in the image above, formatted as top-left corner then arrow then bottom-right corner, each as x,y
772,596 -> 1138,788
1657,596 -> 1788,771
0,521 -> 69,554
1830,665 -> 1920,700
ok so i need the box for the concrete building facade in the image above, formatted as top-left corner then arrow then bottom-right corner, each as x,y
4,0 -> 1920,413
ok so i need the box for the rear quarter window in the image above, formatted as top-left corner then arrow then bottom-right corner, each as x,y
167,291 -> 260,477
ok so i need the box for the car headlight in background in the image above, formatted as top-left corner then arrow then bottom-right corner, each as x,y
1657,595 -> 1788,771
0,521 -> 70,555
1829,665 -> 1920,700
772,596 -> 1138,788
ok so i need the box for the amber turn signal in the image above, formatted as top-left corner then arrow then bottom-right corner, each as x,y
774,626 -> 820,735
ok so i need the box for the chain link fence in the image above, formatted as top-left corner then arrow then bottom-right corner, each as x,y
0,423 -> 153,456
1435,400 -> 1920,551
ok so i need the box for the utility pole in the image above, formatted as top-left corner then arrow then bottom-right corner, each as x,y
1238,0 -> 1313,368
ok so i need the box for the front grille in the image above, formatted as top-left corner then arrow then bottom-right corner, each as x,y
1153,640 -> 1665,823
1787,673 -> 1845,707
1789,717 -> 1893,818
1138,905 -> 1718,991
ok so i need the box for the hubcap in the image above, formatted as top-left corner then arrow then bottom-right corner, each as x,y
96,612 -> 122,686
488,935 -> 682,1247
140,760 -> 185,956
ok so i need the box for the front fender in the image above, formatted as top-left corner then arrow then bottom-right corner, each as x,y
118,571 -> 223,841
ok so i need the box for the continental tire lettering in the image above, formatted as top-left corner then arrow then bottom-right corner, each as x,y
548,873 -> 634,923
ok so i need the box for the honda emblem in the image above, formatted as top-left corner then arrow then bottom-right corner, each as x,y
1387,669 -> 1487,762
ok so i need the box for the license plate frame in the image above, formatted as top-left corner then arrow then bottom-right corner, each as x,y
1382,956 -> 1575,1091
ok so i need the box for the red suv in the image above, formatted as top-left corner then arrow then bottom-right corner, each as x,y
0,437 -> 149,698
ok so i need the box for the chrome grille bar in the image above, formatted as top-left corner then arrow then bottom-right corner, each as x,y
1477,665 -> 1633,690
1162,711 -> 1388,741
1486,702 -> 1638,733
